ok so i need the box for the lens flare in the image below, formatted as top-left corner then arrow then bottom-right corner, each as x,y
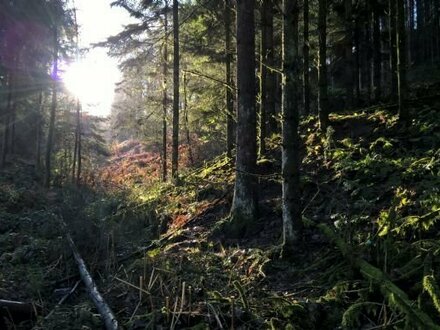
61,55 -> 119,117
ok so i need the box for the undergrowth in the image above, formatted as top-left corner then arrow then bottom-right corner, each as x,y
1,98 -> 439,329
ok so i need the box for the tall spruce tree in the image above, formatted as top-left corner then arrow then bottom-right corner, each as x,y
318,0 -> 329,130
230,0 -> 257,233
171,0 -> 180,179
397,0 -> 407,121
225,0 -> 234,159
282,0 -> 302,252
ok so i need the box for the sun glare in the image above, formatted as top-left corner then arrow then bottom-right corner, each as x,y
62,54 -> 120,117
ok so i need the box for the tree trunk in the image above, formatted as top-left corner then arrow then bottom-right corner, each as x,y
415,0 -> 423,64
434,0 -> 440,61
171,0 -> 180,179
1,72 -> 13,168
303,0 -> 310,115
7,56 -> 19,159
373,0 -> 382,102
365,8 -> 373,104
408,0 -> 414,65
282,0 -> 302,252
72,100 -> 79,183
45,28 -> 58,188
318,0 -> 329,130
71,6 -> 81,186
183,72 -> 194,165
397,0 -> 408,121
10,92 -> 17,155
426,0 -> 434,64
76,104 -> 82,185
354,18 -> 361,105
35,90 -> 45,172
162,1 -> 169,182
389,0 -> 398,101
230,0 -> 257,233
225,0 -> 234,159
344,0 -> 354,108
259,0 -> 275,156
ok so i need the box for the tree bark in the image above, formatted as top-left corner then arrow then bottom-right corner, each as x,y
415,0 -> 422,64
1,72 -> 13,168
5,55 -> 19,160
354,18 -> 361,105
389,0 -> 398,101
171,0 -> 180,179
397,0 -> 408,121
318,0 -> 329,130
365,7 -> 373,103
434,0 -> 440,61
45,28 -> 58,188
225,0 -> 234,159
72,99 -> 80,184
344,0 -> 354,108
183,72 -> 194,165
10,89 -> 17,155
282,0 -> 302,252
373,0 -> 382,102
230,0 -> 257,233
303,0 -> 310,115
259,0 -> 275,156
408,0 -> 414,64
76,104 -> 82,185
35,90 -> 45,172
162,1 -> 169,182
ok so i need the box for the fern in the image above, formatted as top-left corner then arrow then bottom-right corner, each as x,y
320,224 -> 440,330
233,280 -> 249,311
341,302 -> 382,328
423,275 -> 440,315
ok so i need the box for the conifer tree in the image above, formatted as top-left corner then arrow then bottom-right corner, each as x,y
230,0 -> 257,232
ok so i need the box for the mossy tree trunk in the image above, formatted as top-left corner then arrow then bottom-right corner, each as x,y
225,0 -> 234,159
259,0 -> 275,156
162,0 -> 169,182
230,0 -> 257,234
282,0 -> 302,253
45,27 -> 58,188
171,0 -> 180,179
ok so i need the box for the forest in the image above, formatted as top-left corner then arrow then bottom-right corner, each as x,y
1,0 -> 440,329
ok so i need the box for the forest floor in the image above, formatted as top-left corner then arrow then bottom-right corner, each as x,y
1,89 -> 440,329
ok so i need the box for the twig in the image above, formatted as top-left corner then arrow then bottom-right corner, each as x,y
44,280 -> 81,320
206,302 -> 223,329
114,277 -> 150,295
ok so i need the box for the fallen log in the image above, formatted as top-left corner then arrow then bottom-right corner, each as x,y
63,222 -> 119,330
319,224 -> 440,330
